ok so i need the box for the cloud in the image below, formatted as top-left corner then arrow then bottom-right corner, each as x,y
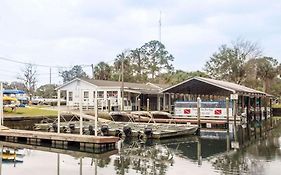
0,0 -> 280,85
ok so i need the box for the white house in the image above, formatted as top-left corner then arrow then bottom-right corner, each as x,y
56,78 -> 169,111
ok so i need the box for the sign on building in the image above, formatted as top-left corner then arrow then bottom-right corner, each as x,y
174,101 -> 233,117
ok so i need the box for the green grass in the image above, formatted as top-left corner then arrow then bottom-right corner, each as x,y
273,104 -> 281,108
4,107 -> 58,117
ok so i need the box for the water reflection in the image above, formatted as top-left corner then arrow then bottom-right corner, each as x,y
0,128 -> 281,175
211,126 -> 281,175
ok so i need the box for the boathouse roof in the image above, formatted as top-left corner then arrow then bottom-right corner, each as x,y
57,78 -> 169,95
162,77 -> 270,97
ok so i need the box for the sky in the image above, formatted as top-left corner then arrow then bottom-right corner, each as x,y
0,0 -> 280,86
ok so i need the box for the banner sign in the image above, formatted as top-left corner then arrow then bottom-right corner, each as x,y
174,101 -> 233,117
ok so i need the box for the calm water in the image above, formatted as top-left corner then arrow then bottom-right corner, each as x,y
1,127 -> 281,175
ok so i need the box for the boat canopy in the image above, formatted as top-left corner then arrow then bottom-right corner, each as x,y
3,89 -> 25,94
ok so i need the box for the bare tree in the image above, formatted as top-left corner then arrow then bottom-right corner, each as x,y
17,64 -> 37,100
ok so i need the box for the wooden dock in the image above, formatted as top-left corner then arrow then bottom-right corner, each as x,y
0,126 -> 119,151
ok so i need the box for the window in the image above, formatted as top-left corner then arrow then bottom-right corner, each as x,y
107,91 -> 118,98
97,91 -> 104,98
83,91 -> 89,98
68,91 -> 73,101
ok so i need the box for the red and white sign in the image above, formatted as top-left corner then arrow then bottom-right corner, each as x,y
175,108 -> 232,117
184,109 -> 191,114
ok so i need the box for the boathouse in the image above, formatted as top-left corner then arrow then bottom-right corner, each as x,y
56,78 -> 169,111
162,77 -> 272,129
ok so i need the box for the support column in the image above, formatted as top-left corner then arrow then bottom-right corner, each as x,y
168,93 -> 171,113
259,96 -> 262,138
197,97 -> 201,135
157,94 -> 161,111
270,98 -> 273,128
79,89 -> 83,135
163,93 -> 166,111
254,96 -> 257,139
94,90 -> 98,136
247,96 -> 251,141
147,98 -> 150,111
226,97 -> 230,134
57,90 -> 61,134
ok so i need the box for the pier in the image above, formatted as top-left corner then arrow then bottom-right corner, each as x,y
0,126 -> 119,151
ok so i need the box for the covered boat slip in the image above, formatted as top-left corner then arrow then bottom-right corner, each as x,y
162,77 -> 272,129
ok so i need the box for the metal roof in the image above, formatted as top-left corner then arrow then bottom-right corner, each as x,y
162,77 -> 269,96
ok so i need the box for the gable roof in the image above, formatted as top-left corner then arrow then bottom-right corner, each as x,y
57,78 -> 169,94
162,77 -> 269,97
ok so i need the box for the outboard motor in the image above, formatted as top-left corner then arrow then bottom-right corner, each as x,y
52,123 -> 58,132
115,129 -> 122,138
101,124 -> 109,136
123,126 -> 132,137
88,125 -> 95,135
69,123 -> 75,133
144,127 -> 153,138
137,131 -> 144,140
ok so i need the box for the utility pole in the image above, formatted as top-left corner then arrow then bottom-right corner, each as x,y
121,54 -> 124,111
159,11 -> 162,43
49,67 -> 52,84
91,64 -> 94,79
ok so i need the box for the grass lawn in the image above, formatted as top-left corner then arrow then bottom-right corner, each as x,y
4,107 -> 58,117
273,104 -> 281,108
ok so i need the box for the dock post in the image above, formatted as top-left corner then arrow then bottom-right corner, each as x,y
57,154 -> 60,175
94,90 -> 98,136
79,89 -> 83,135
197,97 -> 201,135
197,138 -> 202,166
57,90 -> 61,134
254,97 -> 257,139
0,82 -> 3,126
107,98 -> 111,112
80,158 -> 83,175
226,97 -> 230,134
147,98 -> 150,111
270,98 -> 273,128
259,97 -> 262,138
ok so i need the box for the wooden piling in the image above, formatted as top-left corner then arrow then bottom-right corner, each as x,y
197,97 -> 201,135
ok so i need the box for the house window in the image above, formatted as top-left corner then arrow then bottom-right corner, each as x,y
68,91 -> 73,101
97,91 -> 104,98
84,91 -> 89,98
107,91 -> 118,98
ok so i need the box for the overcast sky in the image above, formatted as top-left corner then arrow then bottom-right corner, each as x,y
0,0 -> 280,86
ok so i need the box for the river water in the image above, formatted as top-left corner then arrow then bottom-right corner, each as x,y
1,126 -> 281,175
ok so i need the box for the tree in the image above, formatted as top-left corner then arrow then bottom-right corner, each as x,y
93,62 -> 112,80
112,51 -> 135,82
141,40 -> 174,79
17,64 -> 37,99
205,39 -> 262,84
59,65 -> 88,83
255,57 -> 280,93
155,70 -> 208,85
35,84 -> 57,98
130,48 -> 148,82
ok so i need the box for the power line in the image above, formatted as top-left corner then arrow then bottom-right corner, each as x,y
0,56 -> 92,69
